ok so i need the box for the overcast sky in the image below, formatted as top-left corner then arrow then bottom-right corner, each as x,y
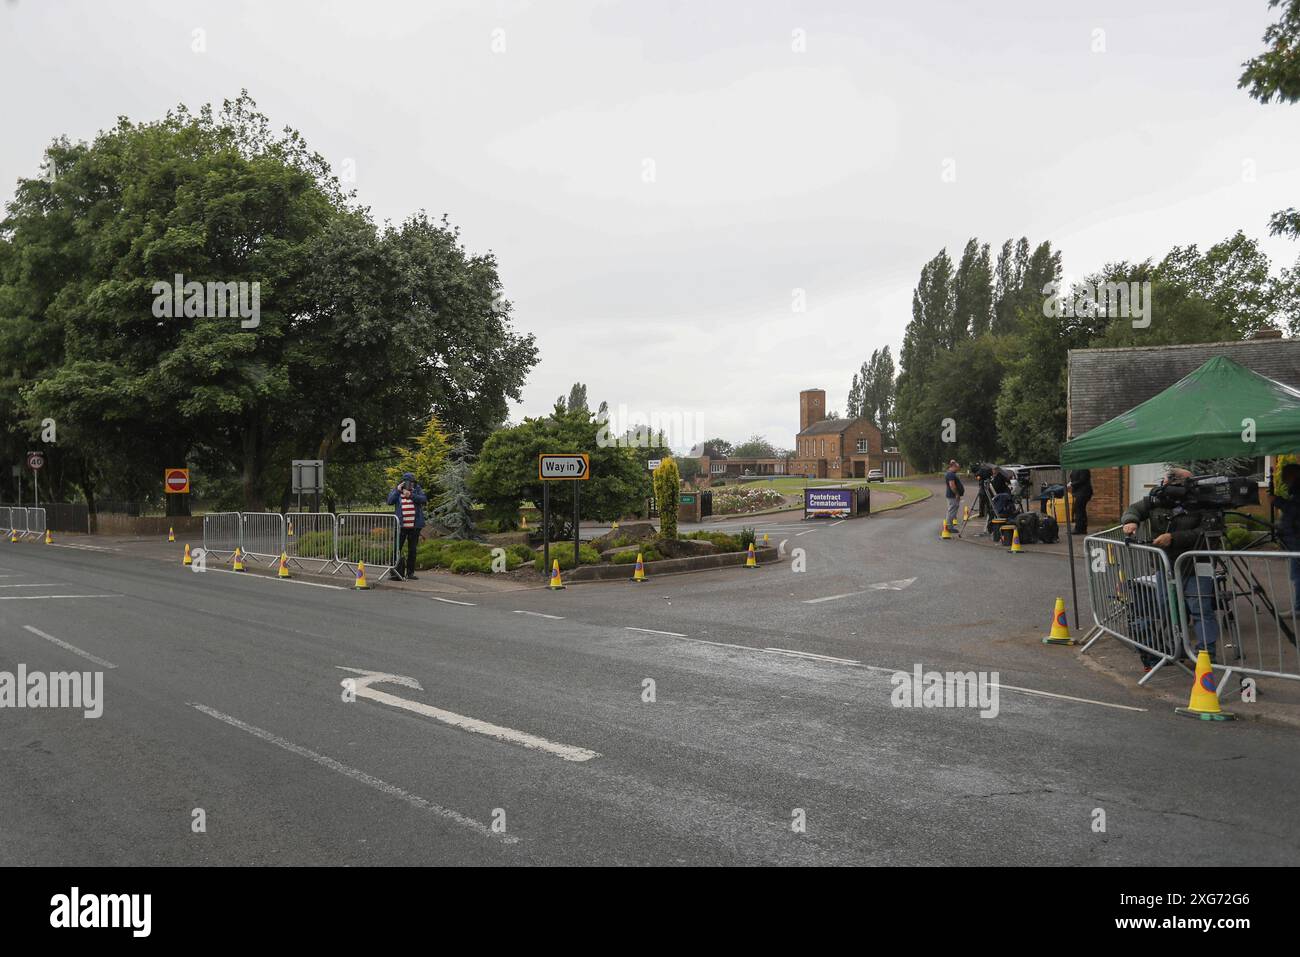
3,0 -> 1298,452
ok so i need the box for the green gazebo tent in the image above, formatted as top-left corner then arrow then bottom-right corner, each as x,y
1060,355 -> 1300,469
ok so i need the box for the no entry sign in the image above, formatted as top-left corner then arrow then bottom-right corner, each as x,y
164,468 -> 190,494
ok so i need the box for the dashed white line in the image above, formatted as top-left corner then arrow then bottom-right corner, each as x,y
802,591 -> 863,604
513,610 -> 564,620
762,647 -> 862,665
190,702 -> 517,843
22,625 -> 117,669
431,597 -> 477,606
0,594 -> 120,600
202,568 -> 345,589
829,520 -> 846,527
625,626 -> 688,638
0,583 -> 60,588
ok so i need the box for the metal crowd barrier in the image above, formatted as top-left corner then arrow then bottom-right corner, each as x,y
203,512 -> 242,561
9,506 -> 29,538
1174,550 -> 1300,694
0,506 -> 10,532
1081,526 -> 1190,684
240,512 -> 286,567
285,512 -> 338,574
26,507 -> 46,540
335,512 -> 398,581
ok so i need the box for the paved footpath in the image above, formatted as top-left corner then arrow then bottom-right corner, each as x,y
1,495 -> 1297,865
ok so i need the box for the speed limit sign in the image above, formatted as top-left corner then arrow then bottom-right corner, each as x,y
26,451 -> 44,471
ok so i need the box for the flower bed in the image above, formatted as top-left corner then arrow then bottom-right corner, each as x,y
712,486 -> 787,514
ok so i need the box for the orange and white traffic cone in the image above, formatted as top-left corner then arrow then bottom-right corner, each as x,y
278,551 -> 290,579
1042,597 -> 1074,645
354,561 -> 370,590
1176,650 -> 1235,721
548,559 -> 565,590
631,553 -> 646,583
744,543 -> 758,568
232,547 -> 245,572
183,543 -> 192,566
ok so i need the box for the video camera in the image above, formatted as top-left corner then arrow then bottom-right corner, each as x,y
1147,474 -> 1259,511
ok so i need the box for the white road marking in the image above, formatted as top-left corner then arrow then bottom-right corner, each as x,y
829,520 -> 846,527
0,583 -> 59,588
337,667 -> 599,762
48,542 -> 117,552
625,626 -> 688,638
0,594 -> 121,600
203,567 -> 345,589
190,703 -> 516,843
22,625 -> 117,669
802,577 -> 917,603
991,682 -> 1148,713
795,530 -> 816,537
431,597 -> 477,606
763,647 -> 862,665
513,610 -> 564,619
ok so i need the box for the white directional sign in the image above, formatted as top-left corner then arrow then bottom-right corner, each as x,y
538,453 -> 590,480
337,667 -> 598,762
647,459 -> 662,471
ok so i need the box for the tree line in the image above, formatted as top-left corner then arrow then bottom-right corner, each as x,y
0,93 -> 537,512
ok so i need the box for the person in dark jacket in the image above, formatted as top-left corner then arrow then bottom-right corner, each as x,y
1120,468 -> 1216,668
386,472 -> 427,580
1269,462 -> 1300,611
1067,468 -> 1093,534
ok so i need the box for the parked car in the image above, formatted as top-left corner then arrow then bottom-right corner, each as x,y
867,469 -> 884,482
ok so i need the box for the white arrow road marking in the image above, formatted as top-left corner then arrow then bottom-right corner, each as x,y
190,703 -> 517,843
22,625 -> 117,669
802,577 -> 917,603
337,667 -> 599,762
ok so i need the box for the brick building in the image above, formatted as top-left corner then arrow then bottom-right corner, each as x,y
789,388 -> 910,479
1067,332 -> 1300,523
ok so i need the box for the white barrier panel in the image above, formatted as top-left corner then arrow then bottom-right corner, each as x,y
203,512 -> 241,561
1174,549 -> 1300,694
240,512 -> 286,567
286,512 -> 338,574
10,507 -> 28,536
26,507 -> 46,539
336,512 -> 398,581
0,506 -> 10,532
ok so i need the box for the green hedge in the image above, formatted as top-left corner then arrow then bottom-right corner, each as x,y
610,547 -> 661,564
533,544 -> 602,572
416,538 -> 527,573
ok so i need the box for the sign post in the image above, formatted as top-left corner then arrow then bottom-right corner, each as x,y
164,467 -> 190,518
292,459 -> 325,513
538,454 -> 591,570
26,452 -> 44,509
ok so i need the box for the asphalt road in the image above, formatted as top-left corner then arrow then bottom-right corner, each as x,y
2,493 -> 1298,866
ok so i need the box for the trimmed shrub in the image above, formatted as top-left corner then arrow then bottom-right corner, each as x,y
653,457 -> 680,539
533,544 -> 602,572
610,547 -> 661,564
684,530 -> 744,553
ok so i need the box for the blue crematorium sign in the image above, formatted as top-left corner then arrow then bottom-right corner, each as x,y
803,486 -> 869,519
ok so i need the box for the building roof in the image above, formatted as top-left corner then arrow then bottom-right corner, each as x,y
798,417 -> 866,436
1066,336 -> 1300,439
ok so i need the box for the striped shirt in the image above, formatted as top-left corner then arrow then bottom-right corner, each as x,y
399,491 -> 416,528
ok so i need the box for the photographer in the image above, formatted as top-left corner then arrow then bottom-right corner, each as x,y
1068,468 -> 1092,534
1120,468 -> 1218,666
1269,462 -> 1300,612
386,471 -> 427,581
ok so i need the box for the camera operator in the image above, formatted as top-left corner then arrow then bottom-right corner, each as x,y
1120,467 -> 1218,666
1268,462 -> 1300,613
386,471 -> 427,581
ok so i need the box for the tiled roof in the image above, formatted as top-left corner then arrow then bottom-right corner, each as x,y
798,417 -> 863,436
1067,337 -> 1300,438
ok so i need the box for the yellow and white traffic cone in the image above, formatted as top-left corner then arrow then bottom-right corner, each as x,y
744,543 -> 758,569
232,547 -> 245,572
168,526 -> 175,543
287,518 -> 294,538
10,528 -> 17,543
354,561 -> 370,590
763,533 -> 770,547
1010,528 -> 1023,554
278,551 -> 291,579
44,528 -> 52,545
963,505 -> 970,523
1176,650 -> 1236,721
631,553 -> 646,583
1042,597 -> 1074,645
548,559 -> 566,590
183,543 -> 192,566
941,520 -> 951,540
612,520 -> 619,532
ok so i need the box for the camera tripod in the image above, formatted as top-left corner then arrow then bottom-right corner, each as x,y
1193,517 -> 1296,657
